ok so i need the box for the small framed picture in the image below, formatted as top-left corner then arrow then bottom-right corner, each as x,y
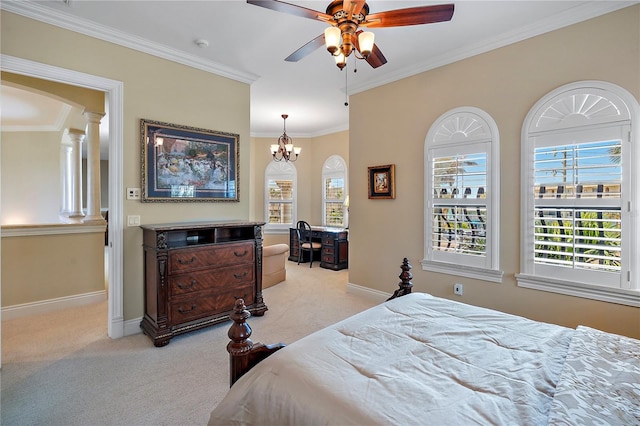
368,164 -> 395,199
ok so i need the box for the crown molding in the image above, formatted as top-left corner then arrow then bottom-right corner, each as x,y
251,122 -> 349,139
348,1 -> 638,95
1,0 -> 259,85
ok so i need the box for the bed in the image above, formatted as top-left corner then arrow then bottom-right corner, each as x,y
210,259 -> 640,425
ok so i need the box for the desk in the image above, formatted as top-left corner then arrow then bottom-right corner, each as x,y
289,226 -> 348,270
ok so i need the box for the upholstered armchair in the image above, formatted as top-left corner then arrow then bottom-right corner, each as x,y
262,243 -> 289,288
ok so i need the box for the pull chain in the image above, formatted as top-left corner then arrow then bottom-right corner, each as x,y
344,62 -> 349,106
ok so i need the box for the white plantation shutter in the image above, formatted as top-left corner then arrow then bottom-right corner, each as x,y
518,81 -> 639,306
322,156 -> 347,227
423,107 -> 502,282
431,151 -> 488,258
264,161 -> 297,232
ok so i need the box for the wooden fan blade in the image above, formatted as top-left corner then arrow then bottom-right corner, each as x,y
285,34 -> 325,62
354,30 -> 387,68
365,44 -> 387,68
247,0 -> 332,22
364,3 -> 454,28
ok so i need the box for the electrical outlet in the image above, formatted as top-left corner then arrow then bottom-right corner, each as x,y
454,283 -> 464,296
127,188 -> 141,200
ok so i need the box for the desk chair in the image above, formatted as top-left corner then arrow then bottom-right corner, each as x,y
296,221 -> 322,268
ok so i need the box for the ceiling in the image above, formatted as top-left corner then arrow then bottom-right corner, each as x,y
2,0 -> 637,138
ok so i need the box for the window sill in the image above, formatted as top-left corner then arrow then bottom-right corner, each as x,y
516,273 -> 640,307
421,260 -> 503,283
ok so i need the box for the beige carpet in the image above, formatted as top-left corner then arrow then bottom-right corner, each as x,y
1,262 -> 378,426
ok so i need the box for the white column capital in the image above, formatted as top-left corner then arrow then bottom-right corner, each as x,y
68,128 -> 86,141
84,111 -> 105,124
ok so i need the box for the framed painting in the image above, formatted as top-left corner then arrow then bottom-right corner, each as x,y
368,164 -> 395,199
140,119 -> 239,202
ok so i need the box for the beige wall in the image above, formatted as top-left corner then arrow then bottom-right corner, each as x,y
1,11 -> 251,319
1,232 -> 104,306
348,6 -> 640,339
252,130 -> 349,247
1,131 -> 63,224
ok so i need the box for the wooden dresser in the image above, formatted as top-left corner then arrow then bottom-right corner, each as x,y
140,221 -> 267,346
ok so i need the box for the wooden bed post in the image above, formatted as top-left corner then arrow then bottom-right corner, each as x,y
226,258 -> 413,385
227,298 -> 286,387
387,257 -> 413,300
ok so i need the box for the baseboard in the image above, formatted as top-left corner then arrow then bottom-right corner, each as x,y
1,290 -> 106,321
123,317 -> 143,336
346,282 -> 390,303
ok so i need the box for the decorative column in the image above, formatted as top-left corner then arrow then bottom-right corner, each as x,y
83,111 -> 106,223
60,145 -> 73,216
68,128 -> 85,218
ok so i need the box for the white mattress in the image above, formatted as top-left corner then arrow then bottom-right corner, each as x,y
209,293 -> 576,425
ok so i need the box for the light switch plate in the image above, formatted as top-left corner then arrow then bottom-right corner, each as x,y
127,215 -> 141,226
127,188 -> 141,200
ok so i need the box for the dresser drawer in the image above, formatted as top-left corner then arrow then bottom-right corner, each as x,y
169,242 -> 254,274
169,285 -> 254,324
169,264 -> 254,297
322,254 -> 335,263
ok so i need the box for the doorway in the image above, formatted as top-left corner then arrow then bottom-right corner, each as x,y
0,55 -> 125,365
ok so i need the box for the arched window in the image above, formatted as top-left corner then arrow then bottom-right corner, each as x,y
423,107 -> 502,282
322,155 -> 348,227
517,81 -> 639,306
264,161 -> 297,233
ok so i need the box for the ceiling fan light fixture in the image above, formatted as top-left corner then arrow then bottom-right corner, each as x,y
324,26 -> 341,54
358,31 -> 374,58
247,0 -> 454,71
334,51 -> 347,69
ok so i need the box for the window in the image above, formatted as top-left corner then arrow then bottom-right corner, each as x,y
423,107 -> 502,282
264,161 -> 297,233
322,155 -> 348,227
518,81 -> 639,306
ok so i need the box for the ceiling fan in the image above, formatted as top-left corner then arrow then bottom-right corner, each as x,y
247,0 -> 454,69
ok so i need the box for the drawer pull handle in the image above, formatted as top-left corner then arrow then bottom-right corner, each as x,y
233,271 -> 248,279
177,280 -> 197,290
233,250 -> 248,257
178,304 -> 197,314
178,256 -> 196,265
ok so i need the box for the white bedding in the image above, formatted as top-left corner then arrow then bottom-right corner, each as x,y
209,293 -> 578,425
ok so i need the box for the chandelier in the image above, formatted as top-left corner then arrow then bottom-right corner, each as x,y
323,2 -> 375,70
271,114 -> 301,162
